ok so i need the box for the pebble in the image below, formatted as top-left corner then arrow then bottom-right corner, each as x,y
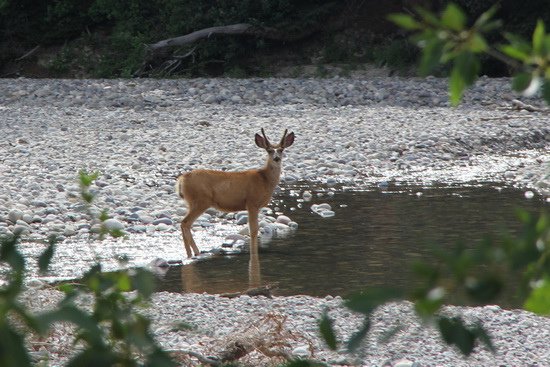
0,77 -> 548,246
103,218 -> 125,232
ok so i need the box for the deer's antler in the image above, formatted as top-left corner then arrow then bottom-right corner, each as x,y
279,129 -> 288,146
261,128 -> 271,146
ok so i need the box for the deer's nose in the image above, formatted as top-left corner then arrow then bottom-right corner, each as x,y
274,156 -> 281,162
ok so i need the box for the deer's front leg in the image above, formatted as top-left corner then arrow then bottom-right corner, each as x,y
247,207 -> 259,255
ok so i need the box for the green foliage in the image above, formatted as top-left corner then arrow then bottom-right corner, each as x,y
79,169 -> 125,239
389,3 -> 550,105
0,0 -> 341,77
0,171 -> 176,367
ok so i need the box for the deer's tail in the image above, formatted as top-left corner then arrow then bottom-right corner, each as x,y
175,175 -> 185,200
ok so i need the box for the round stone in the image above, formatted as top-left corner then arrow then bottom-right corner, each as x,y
103,218 -> 125,232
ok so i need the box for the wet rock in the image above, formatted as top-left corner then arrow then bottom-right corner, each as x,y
276,215 -> 291,225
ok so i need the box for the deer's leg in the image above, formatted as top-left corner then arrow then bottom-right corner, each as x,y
248,249 -> 261,289
247,207 -> 259,255
180,205 -> 208,258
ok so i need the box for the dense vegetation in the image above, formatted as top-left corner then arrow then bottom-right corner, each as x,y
0,0 -> 548,78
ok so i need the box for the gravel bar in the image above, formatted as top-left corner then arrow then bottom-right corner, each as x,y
1,77 -> 550,366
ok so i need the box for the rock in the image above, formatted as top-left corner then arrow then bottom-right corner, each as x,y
150,258 -> 169,268
103,218 -> 125,232
292,345 -> 310,359
139,215 -> 155,224
155,223 -> 171,231
22,213 -> 33,224
31,199 -> 48,207
8,209 -> 23,223
276,215 -> 291,225
152,217 -> 173,226
393,359 -> 417,367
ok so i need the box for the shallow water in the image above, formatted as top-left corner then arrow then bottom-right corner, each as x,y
155,183 -> 547,306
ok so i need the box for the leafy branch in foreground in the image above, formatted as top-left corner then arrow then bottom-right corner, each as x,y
389,3 -> 550,105
0,171 -> 176,367
318,209 -> 550,357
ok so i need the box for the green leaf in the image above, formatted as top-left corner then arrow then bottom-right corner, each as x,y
81,191 -> 94,204
512,72 -> 533,92
99,209 -> 109,222
441,3 -> 466,31
449,52 -> 479,106
542,80 -> 550,104
524,278 -> 550,315
388,13 -> 421,30
501,46 -> 530,62
473,5 -> 501,32
347,318 -> 371,352
0,234 -> 25,273
0,325 -> 32,367
132,268 -> 155,299
116,272 -> 132,292
414,295 -> 443,317
319,311 -> 338,350
144,348 -> 178,367
79,170 -> 99,188
38,237 -> 57,273
533,19 -> 546,56
450,64 -> 466,106
344,288 -> 402,315
418,37 -> 445,75
469,34 -> 488,53
414,6 -> 441,27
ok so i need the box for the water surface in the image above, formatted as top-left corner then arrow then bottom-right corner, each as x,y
155,183 -> 547,307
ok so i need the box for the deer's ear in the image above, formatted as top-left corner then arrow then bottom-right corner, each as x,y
255,133 -> 267,148
283,132 -> 295,148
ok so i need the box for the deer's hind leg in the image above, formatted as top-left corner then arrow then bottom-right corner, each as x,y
180,203 -> 209,258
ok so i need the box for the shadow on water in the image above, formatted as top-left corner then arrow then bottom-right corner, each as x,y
155,183 -> 547,307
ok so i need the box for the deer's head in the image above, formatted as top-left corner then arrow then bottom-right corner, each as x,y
255,128 -> 295,165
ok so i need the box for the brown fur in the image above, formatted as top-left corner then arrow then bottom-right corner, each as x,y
176,129 -> 294,257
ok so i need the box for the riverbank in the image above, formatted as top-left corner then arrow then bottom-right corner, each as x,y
1,77 -> 550,366
1,77 -> 549,242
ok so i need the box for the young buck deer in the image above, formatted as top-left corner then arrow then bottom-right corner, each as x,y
176,129 -> 295,258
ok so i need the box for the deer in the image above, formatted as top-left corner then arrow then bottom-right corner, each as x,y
175,129 -> 295,258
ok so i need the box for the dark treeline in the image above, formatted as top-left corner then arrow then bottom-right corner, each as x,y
1,0 -> 548,78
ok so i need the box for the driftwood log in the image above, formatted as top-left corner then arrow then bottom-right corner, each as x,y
148,23 -> 283,52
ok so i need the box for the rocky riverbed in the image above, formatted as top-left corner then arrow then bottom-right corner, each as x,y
1,77 -> 550,366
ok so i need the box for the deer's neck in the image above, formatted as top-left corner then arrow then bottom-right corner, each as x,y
260,159 -> 282,187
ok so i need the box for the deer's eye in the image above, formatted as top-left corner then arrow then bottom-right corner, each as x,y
267,149 -> 275,154
277,149 -> 284,154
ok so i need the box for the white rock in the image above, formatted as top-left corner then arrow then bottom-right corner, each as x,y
8,209 -> 23,223
103,218 -> 125,231
276,215 -> 291,225
292,345 -> 310,358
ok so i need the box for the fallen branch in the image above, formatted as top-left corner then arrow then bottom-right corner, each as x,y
148,23 -> 293,52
